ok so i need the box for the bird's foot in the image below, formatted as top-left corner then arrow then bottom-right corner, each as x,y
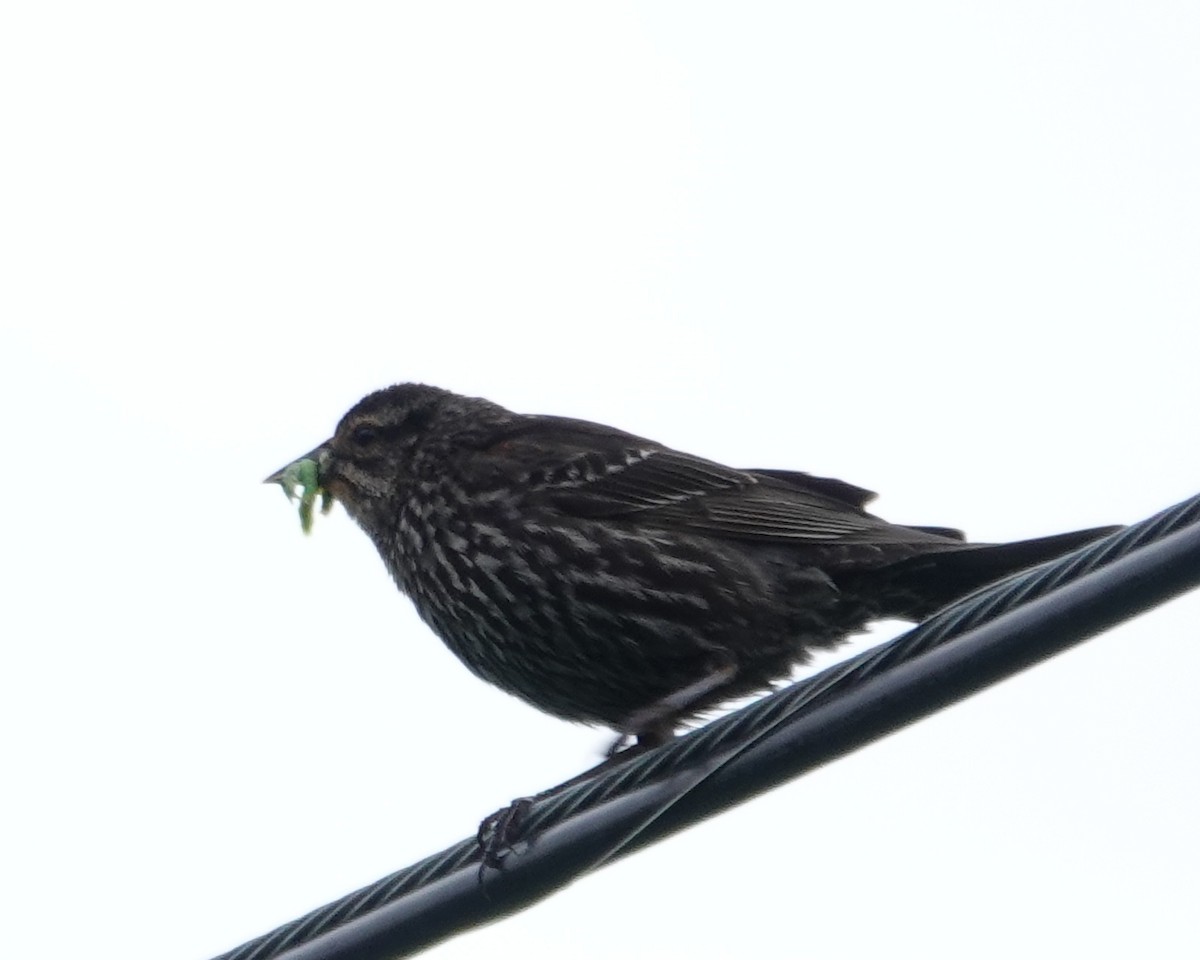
475,743 -> 668,877
477,797 -> 535,879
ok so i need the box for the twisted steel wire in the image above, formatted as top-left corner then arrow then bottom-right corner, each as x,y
211,492 -> 1200,960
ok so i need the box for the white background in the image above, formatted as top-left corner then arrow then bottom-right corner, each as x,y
3,3 -> 1199,958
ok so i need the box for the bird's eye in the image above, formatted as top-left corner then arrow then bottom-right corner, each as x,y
350,423 -> 379,447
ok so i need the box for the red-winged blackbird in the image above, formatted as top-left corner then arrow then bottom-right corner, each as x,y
268,383 -> 1117,748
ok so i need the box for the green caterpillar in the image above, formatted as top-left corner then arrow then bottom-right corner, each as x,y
276,458 -> 334,534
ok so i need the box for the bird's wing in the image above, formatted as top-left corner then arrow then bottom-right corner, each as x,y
484,416 -> 955,546
747,468 -> 878,508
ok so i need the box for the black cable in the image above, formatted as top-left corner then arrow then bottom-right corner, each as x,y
211,493 -> 1200,960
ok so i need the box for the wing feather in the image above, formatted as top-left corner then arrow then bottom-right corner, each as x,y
483,415 -> 957,546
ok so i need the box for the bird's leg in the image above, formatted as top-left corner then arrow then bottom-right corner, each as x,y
480,658 -> 741,875
480,655 -> 736,874
478,659 -> 748,875
606,655 -> 739,757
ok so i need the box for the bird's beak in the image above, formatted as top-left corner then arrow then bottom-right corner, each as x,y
265,442 -> 337,534
264,443 -> 333,487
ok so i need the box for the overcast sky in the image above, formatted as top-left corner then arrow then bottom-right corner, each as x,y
4,3 -> 1199,958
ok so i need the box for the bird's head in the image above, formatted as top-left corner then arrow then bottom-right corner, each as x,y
266,383 -> 516,534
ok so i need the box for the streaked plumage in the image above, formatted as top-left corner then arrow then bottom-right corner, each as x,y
268,383 -> 1117,747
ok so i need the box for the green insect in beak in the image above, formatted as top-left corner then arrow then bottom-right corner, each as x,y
274,457 -> 334,534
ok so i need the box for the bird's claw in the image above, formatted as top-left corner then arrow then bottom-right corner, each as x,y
606,732 -> 636,757
477,796 -> 535,879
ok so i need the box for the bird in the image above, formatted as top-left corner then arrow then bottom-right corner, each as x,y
267,383 -> 1117,751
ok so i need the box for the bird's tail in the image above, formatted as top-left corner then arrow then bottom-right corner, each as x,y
857,525 -> 1121,621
